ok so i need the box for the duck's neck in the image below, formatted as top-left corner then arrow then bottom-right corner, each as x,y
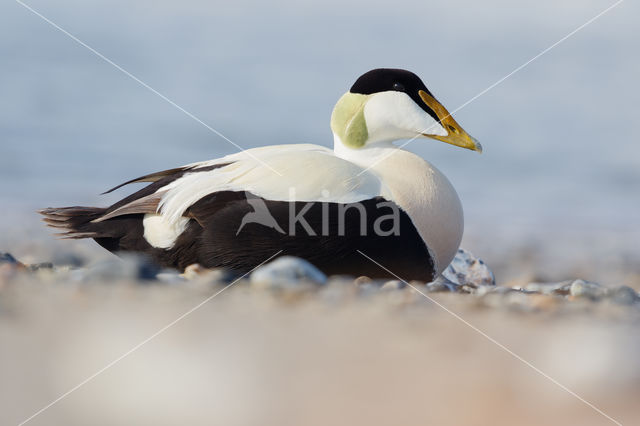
332,133 -> 399,169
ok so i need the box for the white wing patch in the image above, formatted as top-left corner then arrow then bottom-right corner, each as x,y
158,144 -> 388,225
142,214 -> 190,249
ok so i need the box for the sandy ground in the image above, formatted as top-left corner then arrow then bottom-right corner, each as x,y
1,241 -> 639,426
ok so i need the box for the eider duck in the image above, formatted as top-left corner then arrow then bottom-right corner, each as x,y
40,68 -> 481,281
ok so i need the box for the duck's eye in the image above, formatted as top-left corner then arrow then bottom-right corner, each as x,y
392,83 -> 405,92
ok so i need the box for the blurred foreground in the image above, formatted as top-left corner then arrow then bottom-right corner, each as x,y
1,247 -> 639,426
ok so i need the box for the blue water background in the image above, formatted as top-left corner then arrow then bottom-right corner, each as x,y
1,0 -> 638,276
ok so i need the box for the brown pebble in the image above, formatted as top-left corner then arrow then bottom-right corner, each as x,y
182,264 -> 210,280
353,276 -> 372,286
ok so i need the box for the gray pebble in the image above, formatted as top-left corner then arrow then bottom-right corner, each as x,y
0,252 -> 19,265
442,248 -> 495,287
569,279 -> 606,300
250,256 -> 327,288
609,286 -> 639,305
82,254 -> 160,282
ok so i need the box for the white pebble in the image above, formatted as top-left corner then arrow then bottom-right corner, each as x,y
250,256 -> 327,288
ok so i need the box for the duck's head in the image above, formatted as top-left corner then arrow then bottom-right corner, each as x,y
331,68 -> 481,153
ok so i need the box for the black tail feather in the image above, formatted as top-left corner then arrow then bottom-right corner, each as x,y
38,207 -> 107,239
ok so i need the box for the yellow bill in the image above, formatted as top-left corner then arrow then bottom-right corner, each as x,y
419,90 -> 482,153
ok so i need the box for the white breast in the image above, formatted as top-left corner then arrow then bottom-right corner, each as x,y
333,142 -> 463,274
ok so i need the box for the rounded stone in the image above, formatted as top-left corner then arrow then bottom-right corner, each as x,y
182,264 -> 210,280
381,280 -> 406,291
353,276 -> 373,286
442,248 -> 495,287
250,256 -> 327,288
569,279 -> 606,300
609,286 -> 639,305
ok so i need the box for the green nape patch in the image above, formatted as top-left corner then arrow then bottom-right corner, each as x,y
330,93 -> 369,148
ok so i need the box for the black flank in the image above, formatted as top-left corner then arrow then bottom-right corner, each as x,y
40,189 -> 436,281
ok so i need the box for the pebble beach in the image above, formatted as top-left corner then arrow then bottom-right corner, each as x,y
1,238 -> 639,426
